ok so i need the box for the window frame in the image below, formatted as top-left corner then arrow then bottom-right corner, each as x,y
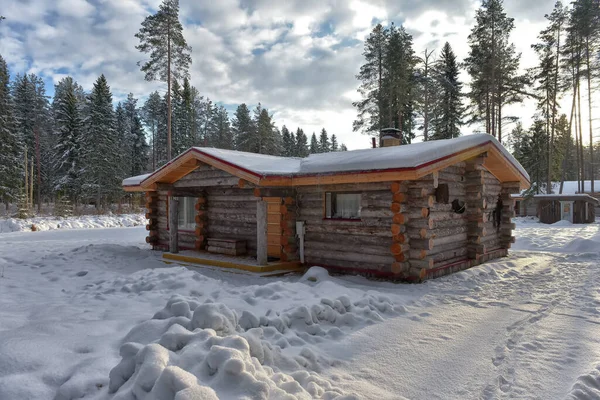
176,197 -> 197,232
323,191 -> 362,221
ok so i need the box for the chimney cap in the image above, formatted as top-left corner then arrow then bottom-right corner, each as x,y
380,127 -> 401,139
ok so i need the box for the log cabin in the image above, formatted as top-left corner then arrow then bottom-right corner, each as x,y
123,132 -> 530,281
534,194 -> 598,224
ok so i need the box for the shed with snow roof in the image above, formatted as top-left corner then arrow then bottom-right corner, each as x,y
534,194 -> 598,224
123,134 -> 530,281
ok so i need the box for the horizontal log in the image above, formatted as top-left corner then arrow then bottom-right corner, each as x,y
207,246 -> 246,256
305,240 -> 391,257
392,213 -> 408,224
174,176 -> 240,188
207,239 -> 246,250
304,248 -> 394,265
296,182 -> 393,193
302,219 -> 391,231
206,212 -> 256,223
393,234 -> 408,243
304,232 -> 391,246
360,207 -> 395,218
390,243 -> 410,255
432,233 -> 467,247
391,262 -> 409,274
409,259 -> 434,270
391,182 -> 408,194
410,238 -> 433,250
407,227 -> 427,239
408,188 -> 431,198
407,195 -> 435,208
407,207 -> 429,219
391,224 -> 403,236
146,236 -> 158,244
392,193 -> 406,203
394,252 -> 407,262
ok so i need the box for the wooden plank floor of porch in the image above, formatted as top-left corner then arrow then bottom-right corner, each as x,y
162,250 -> 304,276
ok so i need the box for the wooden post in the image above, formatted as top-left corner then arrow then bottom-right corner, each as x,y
257,200 -> 268,265
169,197 -> 179,254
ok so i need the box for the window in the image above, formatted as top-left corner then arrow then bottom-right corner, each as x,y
176,197 -> 197,230
325,192 -> 361,219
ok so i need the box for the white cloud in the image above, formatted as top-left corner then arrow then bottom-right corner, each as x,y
2,0 -> 585,151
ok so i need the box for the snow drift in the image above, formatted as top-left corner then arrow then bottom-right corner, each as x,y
107,268 -> 399,400
0,214 -> 146,233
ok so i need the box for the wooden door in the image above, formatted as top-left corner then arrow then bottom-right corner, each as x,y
264,197 -> 283,259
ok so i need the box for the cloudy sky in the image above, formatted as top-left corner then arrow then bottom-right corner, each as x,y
0,0 -> 564,149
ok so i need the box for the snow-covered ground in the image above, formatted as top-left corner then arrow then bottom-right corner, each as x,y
0,214 -> 147,233
0,218 -> 599,399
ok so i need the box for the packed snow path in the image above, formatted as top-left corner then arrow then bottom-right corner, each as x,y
0,220 -> 599,399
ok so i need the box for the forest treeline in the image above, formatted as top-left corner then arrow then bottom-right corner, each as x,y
0,63 -> 346,209
354,0 -> 600,194
0,0 -> 599,212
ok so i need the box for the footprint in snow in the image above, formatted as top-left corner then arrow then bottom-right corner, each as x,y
76,271 -> 88,277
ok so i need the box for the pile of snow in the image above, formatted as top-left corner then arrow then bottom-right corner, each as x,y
102,267 -> 399,400
513,217 -> 600,254
0,214 -> 147,233
567,364 -> 600,399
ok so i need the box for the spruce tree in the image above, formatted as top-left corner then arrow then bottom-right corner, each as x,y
253,104 -> 280,155
295,128 -> 309,157
0,54 -> 20,205
281,125 -> 295,156
232,103 -> 254,152
318,128 -> 330,153
340,144 -> 348,151
430,42 -> 463,140
52,77 -> 85,200
210,105 -> 233,149
309,133 -> 319,154
80,75 -> 119,207
130,114 -> 149,176
141,91 -> 163,170
384,23 -> 417,143
330,134 -> 339,151
135,0 -> 191,161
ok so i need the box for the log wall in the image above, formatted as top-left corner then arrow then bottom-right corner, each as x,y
296,182 -> 396,273
405,163 -> 469,279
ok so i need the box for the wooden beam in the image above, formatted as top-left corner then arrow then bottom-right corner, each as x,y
169,197 -> 179,254
257,200 -> 268,265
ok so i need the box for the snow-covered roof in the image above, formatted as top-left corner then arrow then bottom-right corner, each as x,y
191,148 -> 302,175
534,194 -> 600,204
123,134 -> 530,191
122,173 -> 151,187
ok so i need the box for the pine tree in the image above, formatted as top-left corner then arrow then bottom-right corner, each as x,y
464,0 -> 525,143
318,128 -> 330,153
295,128 -> 309,157
340,144 -> 348,151
52,77 -> 84,200
309,133 -> 319,154
330,134 -> 339,151
353,24 -> 389,136
232,103 -> 254,152
135,0 -> 191,161
0,54 -> 20,205
80,75 -> 119,208
532,1 -> 568,193
430,42 -> 463,140
571,0 -> 600,192
415,49 -> 437,141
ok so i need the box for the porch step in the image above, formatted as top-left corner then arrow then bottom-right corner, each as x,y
162,252 -> 303,274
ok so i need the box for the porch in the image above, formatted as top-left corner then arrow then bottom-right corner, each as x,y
162,250 -> 303,275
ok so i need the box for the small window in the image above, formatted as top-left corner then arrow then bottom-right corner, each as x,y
325,192 -> 361,219
176,197 -> 197,230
